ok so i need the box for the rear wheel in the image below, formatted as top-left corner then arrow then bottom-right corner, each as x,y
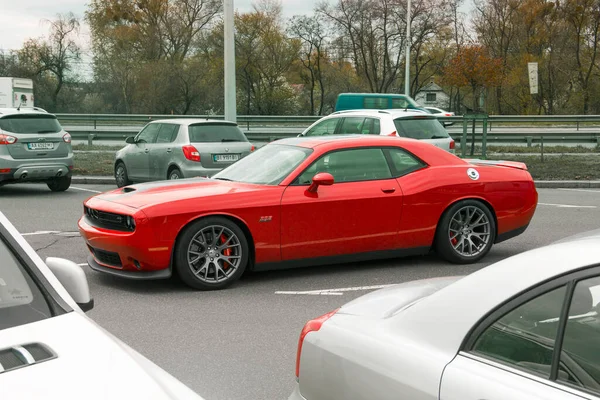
435,200 -> 496,264
115,162 -> 132,188
168,168 -> 183,180
47,176 -> 71,192
174,217 -> 249,290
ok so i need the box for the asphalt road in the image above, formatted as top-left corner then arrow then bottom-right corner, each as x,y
1,184 -> 600,400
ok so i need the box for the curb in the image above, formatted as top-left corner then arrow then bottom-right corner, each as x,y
71,176 -> 600,189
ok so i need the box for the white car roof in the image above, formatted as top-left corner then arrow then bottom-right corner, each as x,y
391,232 -> 600,353
0,107 -> 50,117
148,118 -> 237,126
329,109 -> 432,118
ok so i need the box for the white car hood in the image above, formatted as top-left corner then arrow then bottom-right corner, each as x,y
0,312 -> 204,400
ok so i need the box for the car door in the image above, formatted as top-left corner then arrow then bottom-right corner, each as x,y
149,123 -> 179,180
280,147 -> 402,261
336,116 -> 366,135
440,269 -> 600,400
126,123 -> 160,181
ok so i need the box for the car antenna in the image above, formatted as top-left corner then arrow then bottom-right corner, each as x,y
17,102 -> 21,111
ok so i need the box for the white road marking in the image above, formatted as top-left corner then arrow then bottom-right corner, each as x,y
70,186 -> 102,194
21,230 -> 80,236
558,188 -> 600,194
275,284 -> 397,296
22,230 -> 61,236
538,202 -> 597,209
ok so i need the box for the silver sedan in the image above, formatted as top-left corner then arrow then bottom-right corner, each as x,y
289,229 -> 600,400
114,119 -> 254,187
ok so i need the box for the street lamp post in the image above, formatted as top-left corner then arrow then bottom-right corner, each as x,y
404,0 -> 411,97
224,0 -> 237,122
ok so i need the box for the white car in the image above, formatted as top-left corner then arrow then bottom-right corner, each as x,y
289,229 -> 600,400
0,211 -> 205,400
298,109 -> 455,152
424,106 -> 456,116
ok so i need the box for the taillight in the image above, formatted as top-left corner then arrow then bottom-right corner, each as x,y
250,145 -> 255,152
389,131 -> 397,136
182,145 -> 201,162
0,134 -> 17,145
449,140 -> 455,149
295,309 -> 339,378
63,132 -> 72,143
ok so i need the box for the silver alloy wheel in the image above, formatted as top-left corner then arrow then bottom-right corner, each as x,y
115,165 -> 126,186
448,205 -> 491,257
169,171 -> 180,180
187,225 -> 242,283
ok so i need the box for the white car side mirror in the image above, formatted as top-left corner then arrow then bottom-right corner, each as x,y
45,257 -> 94,312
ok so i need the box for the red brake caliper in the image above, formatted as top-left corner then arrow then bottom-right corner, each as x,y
220,234 -> 231,268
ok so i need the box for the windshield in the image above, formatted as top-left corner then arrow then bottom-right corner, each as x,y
394,117 -> 450,140
0,236 -> 55,331
213,144 -> 312,185
188,123 -> 248,143
0,115 -> 62,134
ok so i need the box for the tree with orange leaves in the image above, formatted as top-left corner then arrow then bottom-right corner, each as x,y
443,45 -> 503,111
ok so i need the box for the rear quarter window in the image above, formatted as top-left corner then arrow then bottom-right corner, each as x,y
0,115 -> 62,134
188,124 -> 248,143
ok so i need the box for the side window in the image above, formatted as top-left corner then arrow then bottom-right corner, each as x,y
156,124 -> 179,143
295,148 -> 392,185
361,118 -> 381,135
338,117 -> 365,135
391,98 -> 409,108
386,148 -> 426,177
558,276 -> 600,392
363,97 -> 388,109
136,123 -> 160,144
471,285 -> 568,378
305,119 -> 339,136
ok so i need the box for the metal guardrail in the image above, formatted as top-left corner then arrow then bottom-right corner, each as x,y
55,113 -> 600,149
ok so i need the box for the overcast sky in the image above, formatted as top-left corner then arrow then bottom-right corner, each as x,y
0,0 -> 320,51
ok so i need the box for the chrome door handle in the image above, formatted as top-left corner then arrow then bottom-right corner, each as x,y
381,188 -> 396,193
166,148 -> 172,153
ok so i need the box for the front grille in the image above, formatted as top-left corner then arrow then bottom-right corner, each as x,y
84,206 -> 134,232
88,245 -> 122,267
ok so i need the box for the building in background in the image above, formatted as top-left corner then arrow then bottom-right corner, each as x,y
415,81 -> 449,110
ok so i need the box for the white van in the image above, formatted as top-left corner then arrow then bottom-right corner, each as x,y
0,77 -> 35,108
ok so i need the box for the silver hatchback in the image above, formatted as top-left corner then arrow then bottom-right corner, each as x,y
0,108 -> 73,191
114,119 -> 254,187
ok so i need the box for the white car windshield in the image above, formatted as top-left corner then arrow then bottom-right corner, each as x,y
0,236 -> 55,330
213,144 -> 312,185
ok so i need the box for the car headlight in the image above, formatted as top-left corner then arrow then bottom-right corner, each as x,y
125,216 -> 136,230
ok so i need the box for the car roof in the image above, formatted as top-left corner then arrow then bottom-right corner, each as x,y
0,107 -> 51,117
275,134 -> 412,148
148,118 -> 237,126
393,232 -> 600,354
329,109 -> 432,118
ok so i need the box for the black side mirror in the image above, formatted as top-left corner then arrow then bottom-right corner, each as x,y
125,136 -> 136,144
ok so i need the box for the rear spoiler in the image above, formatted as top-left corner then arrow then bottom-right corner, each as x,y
464,159 -> 528,171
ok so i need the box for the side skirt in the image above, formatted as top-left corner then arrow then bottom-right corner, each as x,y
495,224 -> 529,244
254,247 -> 431,272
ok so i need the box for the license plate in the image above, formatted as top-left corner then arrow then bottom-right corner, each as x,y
27,142 -> 54,150
213,154 -> 240,162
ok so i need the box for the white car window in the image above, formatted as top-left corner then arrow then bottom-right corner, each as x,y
0,237 -> 54,331
305,119 -> 339,136
557,276 -> 600,393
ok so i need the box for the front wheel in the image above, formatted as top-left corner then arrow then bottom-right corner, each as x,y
435,200 -> 496,264
47,176 -> 71,192
174,217 -> 249,290
115,162 -> 132,188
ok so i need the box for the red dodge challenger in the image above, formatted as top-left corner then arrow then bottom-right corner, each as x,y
78,135 -> 537,290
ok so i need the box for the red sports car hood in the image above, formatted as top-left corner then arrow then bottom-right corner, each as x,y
95,178 -> 275,209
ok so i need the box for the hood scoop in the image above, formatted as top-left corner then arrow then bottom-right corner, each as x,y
0,343 -> 56,374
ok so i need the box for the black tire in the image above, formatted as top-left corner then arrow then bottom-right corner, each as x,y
47,176 -> 71,192
435,199 -> 496,264
115,161 -> 132,188
174,216 -> 249,290
168,168 -> 183,180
